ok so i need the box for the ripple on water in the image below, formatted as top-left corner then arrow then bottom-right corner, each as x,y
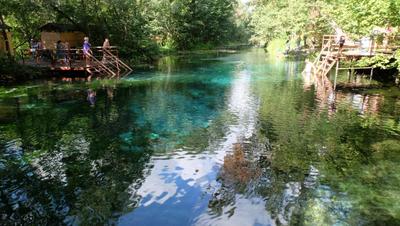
1,49 -> 399,225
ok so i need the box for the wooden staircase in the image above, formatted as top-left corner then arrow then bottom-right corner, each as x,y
314,53 -> 337,78
85,48 -> 133,78
102,48 -> 133,77
86,53 -> 117,77
309,36 -> 338,78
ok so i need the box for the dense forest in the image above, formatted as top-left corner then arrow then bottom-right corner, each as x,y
0,0 -> 249,61
250,0 -> 400,45
1,0 -> 400,62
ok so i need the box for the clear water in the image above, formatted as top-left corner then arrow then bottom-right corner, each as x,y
1,49 -> 400,225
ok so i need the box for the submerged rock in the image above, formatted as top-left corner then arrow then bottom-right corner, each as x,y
149,133 -> 160,140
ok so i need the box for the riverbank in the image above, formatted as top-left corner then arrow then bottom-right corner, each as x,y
2,46 -> 399,88
0,44 -> 253,85
0,56 -> 51,85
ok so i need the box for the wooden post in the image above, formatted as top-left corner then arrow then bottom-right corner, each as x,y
347,69 -> 351,82
369,36 -> 375,56
369,67 -> 374,81
334,59 -> 339,90
116,58 -> 120,76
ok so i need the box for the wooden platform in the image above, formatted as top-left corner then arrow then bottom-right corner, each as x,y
305,34 -> 399,90
319,35 -> 398,58
24,60 -> 87,71
22,46 -> 132,77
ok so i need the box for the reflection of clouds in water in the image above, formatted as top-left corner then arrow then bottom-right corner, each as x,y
212,68 -> 259,164
133,153 -> 216,207
119,152 -> 218,226
120,67 -> 260,225
195,68 -> 268,225
278,182 -> 301,225
195,196 -> 274,226
227,69 -> 258,140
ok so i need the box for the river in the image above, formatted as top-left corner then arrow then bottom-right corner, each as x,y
0,49 -> 399,225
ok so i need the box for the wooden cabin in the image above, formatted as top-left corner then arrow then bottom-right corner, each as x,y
40,23 -> 85,49
0,24 -> 14,55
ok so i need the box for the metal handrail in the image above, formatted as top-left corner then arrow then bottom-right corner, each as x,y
85,52 -> 116,77
102,48 -> 133,72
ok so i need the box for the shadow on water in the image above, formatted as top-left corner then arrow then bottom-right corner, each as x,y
0,49 -> 400,225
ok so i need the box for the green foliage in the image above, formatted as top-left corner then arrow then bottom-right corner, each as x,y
249,0 -> 400,47
150,0 -> 240,50
0,54 -> 46,84
354,55 -> 395,69
393,49 -> 400,72
350,50 -> 400,78
330,0 -> 400,37
249,0 -> 332,45
0,0 -> 242,62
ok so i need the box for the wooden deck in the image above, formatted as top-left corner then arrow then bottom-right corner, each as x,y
321,50 -> 391,57
305,34 -> 399,90
24,60 -> 87,71
319,35 -> 398,58
22,46 -> 133,77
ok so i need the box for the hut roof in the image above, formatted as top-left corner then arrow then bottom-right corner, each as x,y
39,23 -> 83,32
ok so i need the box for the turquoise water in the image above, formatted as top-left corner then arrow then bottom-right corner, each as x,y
1,49 -> 400,225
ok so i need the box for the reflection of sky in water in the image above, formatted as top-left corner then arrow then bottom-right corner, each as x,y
1,49 -> 399,225
195,196 -> 274,226
118,61 -> 262,226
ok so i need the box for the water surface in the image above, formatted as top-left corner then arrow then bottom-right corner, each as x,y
1,49 -> 400,225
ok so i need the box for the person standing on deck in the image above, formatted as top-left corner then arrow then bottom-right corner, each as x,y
56,40 -> 65,64
337,36 -> 345,56
102,38 -> 110,62
83,37 -> 92,66
30,39 -> 39,63
64,42 -> 71,65
38,40 -> 50,62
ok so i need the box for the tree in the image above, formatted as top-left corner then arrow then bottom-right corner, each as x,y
0,15 -> 12,59
249,0 -> 332,46
249,0 -> 400,48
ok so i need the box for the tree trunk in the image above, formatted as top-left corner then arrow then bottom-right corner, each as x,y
0,15 -> 12,59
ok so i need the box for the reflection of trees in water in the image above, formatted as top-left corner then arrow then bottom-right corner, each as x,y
335,92 -> 384,116
207,136 -> 314,225
203,56 -> 400,225
240,77 -> 400,225
311,73 -> 336,114
221,144 -> 262,185
0,85 -> 153,225
303,70 -> 399,118
207,141 -> 263,217
1,76 -> 232,224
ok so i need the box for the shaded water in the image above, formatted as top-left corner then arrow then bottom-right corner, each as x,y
1,49 -> 400,225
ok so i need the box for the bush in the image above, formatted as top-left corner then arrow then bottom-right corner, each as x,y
0,55 -> 47,85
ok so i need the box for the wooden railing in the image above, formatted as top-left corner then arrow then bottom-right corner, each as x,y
85,52 -> 116,77
23,46 -> 133,77
321,35 -> 400,56
101,48 -> 133,76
